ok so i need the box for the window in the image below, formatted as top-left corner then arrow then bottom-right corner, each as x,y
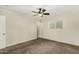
56,20 -> 63,29
50,22 -> 55,29
49,20 -> 63,29
50,23 -> 55,29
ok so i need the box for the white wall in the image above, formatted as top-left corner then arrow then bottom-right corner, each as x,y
1,5 -> 79,47
0,8 -> 37,47
40,6 -> 79,46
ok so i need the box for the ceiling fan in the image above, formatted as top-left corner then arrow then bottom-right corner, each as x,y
32,8 -> 50,17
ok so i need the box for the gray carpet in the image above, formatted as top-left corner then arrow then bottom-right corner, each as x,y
0,38 -> 79,54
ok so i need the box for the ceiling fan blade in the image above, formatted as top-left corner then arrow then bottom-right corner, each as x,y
42,9 -> 46,12
32,11 -> 38,13
44,13 -> 50,15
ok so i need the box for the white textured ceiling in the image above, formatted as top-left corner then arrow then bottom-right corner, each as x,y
0,5 -> 79,14
0,5 -> 79,22
0,5 -> 63,15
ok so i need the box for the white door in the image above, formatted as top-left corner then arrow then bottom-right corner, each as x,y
0,15 -> 6,49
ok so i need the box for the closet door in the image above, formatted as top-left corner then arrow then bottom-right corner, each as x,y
0,15 -> 6,49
